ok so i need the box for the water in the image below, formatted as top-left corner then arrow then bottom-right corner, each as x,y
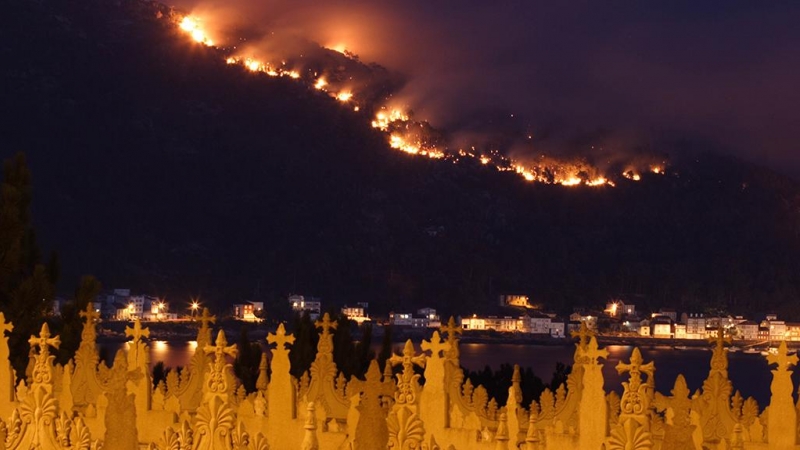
101,340 -> 793,406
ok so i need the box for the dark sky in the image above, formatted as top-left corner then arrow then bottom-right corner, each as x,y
173,0 -> 800,177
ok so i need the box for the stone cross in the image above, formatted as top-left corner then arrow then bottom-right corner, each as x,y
617,347 -> 655,391
268,323 -> 295,350
204,330 -> 238,395
205,330 -> 238,362
0,312 -> 13,335
440,317 -> 461,359
421,331 -> 451,359
29,323 -> 60,356
389,340 -> 426,405
80,303 -> 100,325
767,341 -> 798,371
582,336 -> 609,363
79,303 -> 100,342
124,319 -> 150,344
389,340 -> 427,374
28,323 -> 61,385
571,321 -> 594,348
199,307 -> 216,330
315,312 -> 338,355
315,312 -> 337,336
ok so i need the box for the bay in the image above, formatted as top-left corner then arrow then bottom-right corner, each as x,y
100,340 -> 794,406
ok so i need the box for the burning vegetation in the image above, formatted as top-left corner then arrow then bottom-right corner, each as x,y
173,13 -> 671,188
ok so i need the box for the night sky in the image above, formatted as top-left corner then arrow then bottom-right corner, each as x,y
171,0 -> 800,177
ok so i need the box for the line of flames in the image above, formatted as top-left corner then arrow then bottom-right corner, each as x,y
176,15 -> 666,187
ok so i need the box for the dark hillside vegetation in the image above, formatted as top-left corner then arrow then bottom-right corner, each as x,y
2,0 -> 799,318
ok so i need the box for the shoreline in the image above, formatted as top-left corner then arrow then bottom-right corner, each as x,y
95,322 -> 794,350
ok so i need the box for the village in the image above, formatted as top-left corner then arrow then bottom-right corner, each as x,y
61,290 -> 797,348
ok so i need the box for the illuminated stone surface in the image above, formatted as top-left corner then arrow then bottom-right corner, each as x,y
0,316 -> 797,448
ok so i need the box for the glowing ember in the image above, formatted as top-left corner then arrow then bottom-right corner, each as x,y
336,92 -> 353,102
479,156 -> 491,165
371,109 -> 409,131
179,17 -> 213,46
315,78 -> 327,90
623,171 -> 642,181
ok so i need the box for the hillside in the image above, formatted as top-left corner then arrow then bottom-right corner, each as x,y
2,0 -> 800,318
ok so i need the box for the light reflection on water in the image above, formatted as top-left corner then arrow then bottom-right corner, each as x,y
100,341 -> 790,406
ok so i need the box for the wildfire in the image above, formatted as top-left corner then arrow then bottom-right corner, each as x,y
389,135 -> 444,159
336,92 -> 353,102
371,109 -> 409,131
179,17 -> 213,46
168,12 -> 670,190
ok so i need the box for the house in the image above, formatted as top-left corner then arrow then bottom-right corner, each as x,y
658,308 -> 677,322
605,301 -> 635,317
499,295 -> 531,308
342,305 -> 369,324
233,301 -> 263,321
548,320 -> 566,338
460,315 -> 525,332
390,308 -> 441,328
288,295 -> 321,320
736,321 -> 759,340
569,312 -> 598,330
527,313 -> 552,334
684,313 -> 706,339
639,319 -> 651,336
651,317 -> 673,339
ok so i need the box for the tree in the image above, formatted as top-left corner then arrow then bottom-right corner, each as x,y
0,153 -> 56,378
54,275 -> 102,365
233,324 -> 262,393
288,312 -> 318,378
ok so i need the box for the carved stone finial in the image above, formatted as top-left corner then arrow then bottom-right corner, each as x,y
79,303 -> 100,343
203,330 -> 238,396
197,308 -> 216,346
28,323 -> 61,385
124,319 -> 150,344
571,321 -> 594,348
615,347 -> 655,419
301,402 -> 320,450
440,317 -> 462,360
421,331 -> 450,359
708,326 -> 732,374
314,313 -> 337,355
767,340 -> 798,371
255,352 -> 269,391
267,323 -> 295,350
388,340 -> 426,405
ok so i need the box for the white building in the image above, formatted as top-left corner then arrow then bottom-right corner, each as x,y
548,321 -> 565,338
342,305 -> 369,324
736,320 -> 759,340
233,301 -> 264,321
499,295 -> 531,308
684,313 -> 706,339
461,315 -> 526,332
528,314 -> 552,334
288,295 -> 321,320
389,308 -> 440,328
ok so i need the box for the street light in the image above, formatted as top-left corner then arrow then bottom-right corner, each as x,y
190,299 -> 200,319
